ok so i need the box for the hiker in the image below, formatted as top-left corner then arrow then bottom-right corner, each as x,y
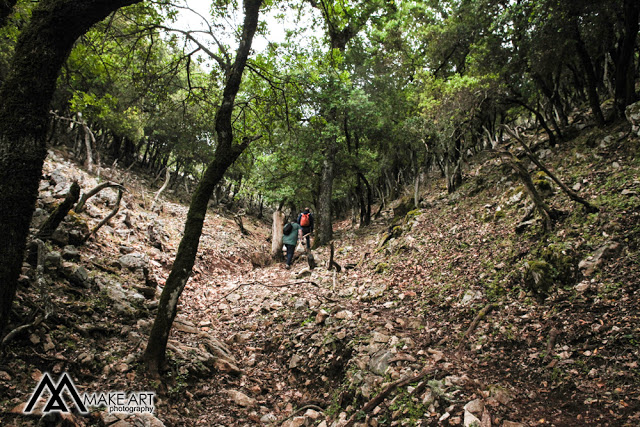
297,207 -> 314,248
282,220 -> 302,269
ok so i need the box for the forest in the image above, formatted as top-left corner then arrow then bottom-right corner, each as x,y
0,0 -> 639,425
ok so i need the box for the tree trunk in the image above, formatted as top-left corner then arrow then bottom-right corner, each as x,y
572,24 -> 605,127
271,208 -> 285,260
0,0 -> 142,336
511,98 -> 557,146
36,182 -> 80,241
357,172 -> 371,227
314,140 -> 338,247
613,0 -> 639,117
143,0 -> 262,374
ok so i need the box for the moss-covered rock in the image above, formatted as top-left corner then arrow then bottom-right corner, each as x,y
533,172 -> 554,197
375,262 -> 389,274
523,243 -> 579,300
393,196 -> 416,219
524,260 -> 554,298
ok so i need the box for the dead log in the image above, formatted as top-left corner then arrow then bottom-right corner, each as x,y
36,181 -> 80,240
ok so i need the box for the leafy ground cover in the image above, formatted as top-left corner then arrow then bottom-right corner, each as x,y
1,120 -> 639,426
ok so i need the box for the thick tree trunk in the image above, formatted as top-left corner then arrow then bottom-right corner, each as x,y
0,0 -> 142,336
271,208 -> 285,260
143,0 -> 262,374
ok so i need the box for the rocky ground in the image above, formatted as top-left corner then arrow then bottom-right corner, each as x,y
0,118 -> 639,427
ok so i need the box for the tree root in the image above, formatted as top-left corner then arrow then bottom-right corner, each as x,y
456,303 -> 497,353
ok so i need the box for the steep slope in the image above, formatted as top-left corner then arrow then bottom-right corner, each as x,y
1,118 -> 639,427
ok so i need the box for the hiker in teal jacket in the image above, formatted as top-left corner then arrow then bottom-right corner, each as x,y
282,222 -> 302,269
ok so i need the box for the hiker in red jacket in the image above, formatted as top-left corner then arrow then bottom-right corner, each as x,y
297,207 -> 314,248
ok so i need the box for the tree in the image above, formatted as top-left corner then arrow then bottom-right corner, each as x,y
0,0 -> 142,336
309,0 -> 384,246
143,0 -> 263,374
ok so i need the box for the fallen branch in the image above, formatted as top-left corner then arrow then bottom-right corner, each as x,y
343,365 -> 439,427
2,241 -> 49,347
1,313 -> 44,347
75,181 -> 125,213
490,149 -> 555,232
456,303 -> 497,353
84,185 -> 124,241
504,126 -> 598,213
151,167 -> 171,212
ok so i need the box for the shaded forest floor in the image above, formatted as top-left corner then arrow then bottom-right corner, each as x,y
1,119 -> 640,426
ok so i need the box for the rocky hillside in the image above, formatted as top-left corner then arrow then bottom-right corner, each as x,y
1,115 -> 639,427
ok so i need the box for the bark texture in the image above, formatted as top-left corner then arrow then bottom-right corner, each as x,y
143,0 -> 262,374
271,209 -> 285,260
0,0 -> 141,335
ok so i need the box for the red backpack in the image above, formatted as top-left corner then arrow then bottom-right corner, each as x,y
300,213 -> 310,227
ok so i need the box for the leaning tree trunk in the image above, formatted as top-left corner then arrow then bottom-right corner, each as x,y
0,0 -> 142,336
143,0 -> 263,374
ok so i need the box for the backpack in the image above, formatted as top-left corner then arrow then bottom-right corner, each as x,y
283,222 -> 293,235
300,212 -> 310,227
